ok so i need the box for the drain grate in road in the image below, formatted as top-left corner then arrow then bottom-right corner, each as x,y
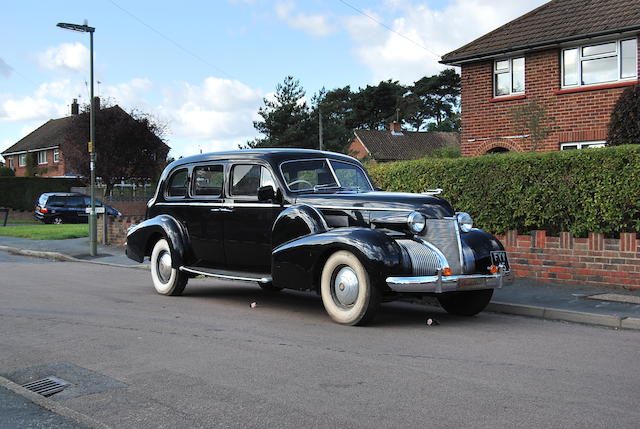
21,376 -> 71,397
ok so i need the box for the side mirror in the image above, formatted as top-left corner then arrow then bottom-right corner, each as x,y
257,185 -> 276,202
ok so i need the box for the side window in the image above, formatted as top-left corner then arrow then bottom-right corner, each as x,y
193,165 -> 224,197
66,196 -> 85,208
167,168 -> 189,198
231,165 -> 275,197
47,196 -> 65,207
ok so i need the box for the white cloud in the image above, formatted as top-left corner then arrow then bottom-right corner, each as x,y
37,42 -> 89,73
343,0 -> 548,83
0,96 -> 66,122
275,1 -> 336,37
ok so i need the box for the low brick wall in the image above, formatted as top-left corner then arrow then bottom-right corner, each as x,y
496,230 -> 639,290
105,200 -> 148,216
97,215 -> 144,246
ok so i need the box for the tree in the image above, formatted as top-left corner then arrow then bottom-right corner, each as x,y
405,69 -> 460,131
607,84 -> 640,146
348,80 -> 406,130
510,101 -> 553,151
246,76 -> 315,149
0,166 -> 15,177
61,104 -> 169,195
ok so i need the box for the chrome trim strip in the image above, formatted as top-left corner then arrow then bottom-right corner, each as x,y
155,202 -> 285,208
453,218 -> 465,271
386,271 -> 512,293
179,266 -> 272,283
313,205 -> 413,212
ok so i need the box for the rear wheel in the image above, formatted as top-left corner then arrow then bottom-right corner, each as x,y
320,250 -> 380,325
150,238 -> 188,296
51,216 -> 63,225
437,289 -> 493,316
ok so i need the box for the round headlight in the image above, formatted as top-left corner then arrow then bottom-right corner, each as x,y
407,211 -> 426,234
456,212 -> 473,233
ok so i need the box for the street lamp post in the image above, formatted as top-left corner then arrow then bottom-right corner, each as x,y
57,21 -> 97,256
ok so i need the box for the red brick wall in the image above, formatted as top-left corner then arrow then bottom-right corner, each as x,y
460,37 -> 639,156
496,230 -> 639,290
7,149 -> 66,177
348,136 -> 369,160
97,215 -> 144,246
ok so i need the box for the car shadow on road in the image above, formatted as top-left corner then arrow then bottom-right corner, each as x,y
180,280 -> 488,327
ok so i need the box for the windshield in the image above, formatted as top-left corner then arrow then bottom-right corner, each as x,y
280,159 -> 373,192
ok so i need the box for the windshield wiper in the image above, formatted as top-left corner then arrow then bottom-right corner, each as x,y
313,183 -> 340,191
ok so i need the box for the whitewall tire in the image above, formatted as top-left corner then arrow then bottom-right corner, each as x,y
320,250 -> 380,325
150,238 -> 188,296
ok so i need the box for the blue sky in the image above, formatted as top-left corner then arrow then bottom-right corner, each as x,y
1,0 -> 545,158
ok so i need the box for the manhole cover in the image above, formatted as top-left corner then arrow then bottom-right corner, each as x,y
22,376 -> 70,397
587,293 -> 640,305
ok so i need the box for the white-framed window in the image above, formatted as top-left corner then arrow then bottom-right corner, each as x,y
53,149 -> 60,163
18,153 -> 26,167
560,141 -> 606,150
562,38 -> 637,88
494,57 -> 525,97
37,150 -> 47,165
9,157 -> 14,169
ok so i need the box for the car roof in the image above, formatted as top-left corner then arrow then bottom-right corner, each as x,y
41,192 -> 87,198
166,149 -> 360,170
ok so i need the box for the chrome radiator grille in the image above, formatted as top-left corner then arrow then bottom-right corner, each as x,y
421,218 -> 463,275
397,239 -> 440,276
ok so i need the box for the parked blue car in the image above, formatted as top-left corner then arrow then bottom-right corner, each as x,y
34,192 -> 121,224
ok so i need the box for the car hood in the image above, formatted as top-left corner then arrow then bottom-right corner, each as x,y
293,191 -> 454,218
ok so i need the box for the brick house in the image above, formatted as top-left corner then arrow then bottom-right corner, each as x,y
441,0 -> 639,156
349,121 -> 459,162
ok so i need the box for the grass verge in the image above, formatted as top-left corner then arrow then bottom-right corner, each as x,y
0,224 -> 89,240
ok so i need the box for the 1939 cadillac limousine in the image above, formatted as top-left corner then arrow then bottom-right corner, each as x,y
126,149 -> 511,325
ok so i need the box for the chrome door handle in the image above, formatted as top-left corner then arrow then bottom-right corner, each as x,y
210,207 -> 234,213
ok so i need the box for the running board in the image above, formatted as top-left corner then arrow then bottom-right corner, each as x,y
179,266 -> 272,284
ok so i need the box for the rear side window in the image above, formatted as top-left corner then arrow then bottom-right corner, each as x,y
66,196 -> 85,208
167,169 -> 189,198
193,165 -> 224,197
46,196 -> 66,207
231,165 -> 274,197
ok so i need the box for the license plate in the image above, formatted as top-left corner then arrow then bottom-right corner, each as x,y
490,251 -> 510,272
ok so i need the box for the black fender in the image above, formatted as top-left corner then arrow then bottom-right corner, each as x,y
125,214 -> 190,268
272,223 -> 404,292
459,229 -> 506,274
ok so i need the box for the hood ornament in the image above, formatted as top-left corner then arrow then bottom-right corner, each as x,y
421,188 -> 443,196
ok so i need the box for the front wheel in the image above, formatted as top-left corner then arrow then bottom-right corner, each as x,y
150,238 -> 188,296
320,250 -> 380,325
436,289 -> 493,316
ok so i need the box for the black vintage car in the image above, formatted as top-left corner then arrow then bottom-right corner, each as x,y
126,149 -> 511,325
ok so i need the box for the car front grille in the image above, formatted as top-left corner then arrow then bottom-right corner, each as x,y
421,218 -> 463,275
396,239 -> 440,276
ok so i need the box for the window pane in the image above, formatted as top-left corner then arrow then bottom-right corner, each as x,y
561,145 -> 578,151
512,57 -> 525,93
621,38 -> 638,79
582,42 -> 616,57
330,161 -> 372,190
167,169 -> 188,197
563,49 -> 579,86
260,167 -> 276,189
194,165 -> 223,196
495,60 -> 509,71
280,159 -> 338,191
231,165 -> 261,196
582,56 -> 617,84
582,142 -> 605,149
495,72 -> 510,96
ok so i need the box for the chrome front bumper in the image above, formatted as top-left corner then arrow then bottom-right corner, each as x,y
386,269 -> 512,293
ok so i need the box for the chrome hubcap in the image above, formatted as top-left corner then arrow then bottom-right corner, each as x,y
157,251 -> 172,283
333,266 -> 359,307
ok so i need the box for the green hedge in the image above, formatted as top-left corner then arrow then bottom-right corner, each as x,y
367,145 -> 640,237
0,177 -> 84,211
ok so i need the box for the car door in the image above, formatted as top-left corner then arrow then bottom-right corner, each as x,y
66,195 -> 87,223
182,163 -> 227,268
223,163 -> 282,272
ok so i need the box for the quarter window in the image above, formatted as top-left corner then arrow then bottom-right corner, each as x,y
562,38 -> 637,88
231,165 -> 275,197
193,165 -> 224,197
494,57 -> 525,97
37,150 -> 47,165
166,169 -> 189,198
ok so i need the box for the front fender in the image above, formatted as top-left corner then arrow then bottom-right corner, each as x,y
272,227 -> 404,291
460,229 -> 506,274
125,214 -> 190,268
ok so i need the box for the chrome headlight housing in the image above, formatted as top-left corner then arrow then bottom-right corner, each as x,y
407,211 -> 426,234
456,212 -> 473,233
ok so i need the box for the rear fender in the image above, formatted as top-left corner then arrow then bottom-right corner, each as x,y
125,215 -> 190,268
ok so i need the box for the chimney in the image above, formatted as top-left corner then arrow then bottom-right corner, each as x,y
93,96 -> 100,112
71,99 -> 79,115
390,121 -> 402,134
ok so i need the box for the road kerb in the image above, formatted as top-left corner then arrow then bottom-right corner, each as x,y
542,308 -> 622,328
0,375 -> 112,429
486,302 -> 545,318
0,245 -> 148,270
621,317 -> 640,330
